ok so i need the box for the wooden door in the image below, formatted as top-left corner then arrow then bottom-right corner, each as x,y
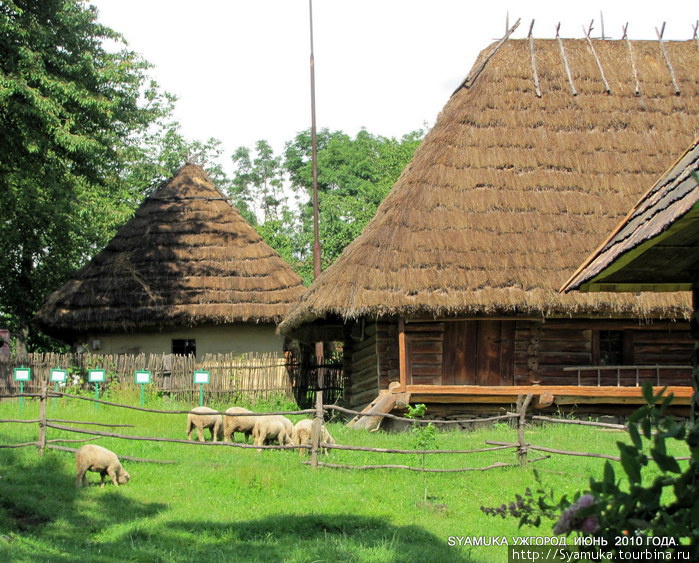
442,320 -> 514,386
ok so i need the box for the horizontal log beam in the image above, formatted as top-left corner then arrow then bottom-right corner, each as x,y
404,384 -> 693,405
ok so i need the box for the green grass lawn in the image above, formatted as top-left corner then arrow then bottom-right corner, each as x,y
0,394 -> 688,562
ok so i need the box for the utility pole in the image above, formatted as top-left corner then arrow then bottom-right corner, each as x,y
309,0 -> 324,468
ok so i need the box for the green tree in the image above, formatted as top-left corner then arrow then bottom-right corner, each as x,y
283,127 -> 424,283
0,0 -> 173,353
230,140 -> 286,225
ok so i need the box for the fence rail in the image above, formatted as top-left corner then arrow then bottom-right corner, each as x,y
0,388 -> 663,474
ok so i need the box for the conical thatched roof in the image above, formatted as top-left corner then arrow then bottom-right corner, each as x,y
36,163 -> 305,339
280,38 -> 699,333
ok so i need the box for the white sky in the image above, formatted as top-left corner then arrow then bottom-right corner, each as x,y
89,1 -> 697,171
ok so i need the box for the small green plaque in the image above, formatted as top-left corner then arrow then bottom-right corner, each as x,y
135,370 -> 151,384
50,368 -> 68,383
13,367 -> 31,381
193,370 -> 210,384
88,369 -> 106,383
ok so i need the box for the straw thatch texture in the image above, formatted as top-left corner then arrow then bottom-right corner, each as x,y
280,39 -> 699,333
36,164 -> 304,338
562,137 -> 699,293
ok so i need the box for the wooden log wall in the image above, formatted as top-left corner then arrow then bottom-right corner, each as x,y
346,321 -> 379,409
344,321 -> 398,409
395,318 -> 692,391
514,319 -> 693,387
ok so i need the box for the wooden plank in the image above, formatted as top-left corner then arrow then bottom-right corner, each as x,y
405,384 -> 693,398
348,390 -> 399,431
399,318 -> 407,391
408,341 -> 443,354
443,320 -> 477,385
477,320 -> 502,386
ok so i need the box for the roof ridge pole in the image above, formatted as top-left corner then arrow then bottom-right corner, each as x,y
454,17 -> 521,94
556,24 -> 578,96
583,21 -> 612,95
656,23 -> 681,95
623,24 -> 642,97
528,20 -> 542,98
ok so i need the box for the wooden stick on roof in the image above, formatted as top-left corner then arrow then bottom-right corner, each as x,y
583,20 -> 611,94
454,17 -> 521,93
528,20 -> 542,98
556,23 -> 577,96
656,22 -> 681,95
623,23 -> 642,97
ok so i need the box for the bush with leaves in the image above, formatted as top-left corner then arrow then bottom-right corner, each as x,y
482,384 -> 697,558
406,403 -> 437,504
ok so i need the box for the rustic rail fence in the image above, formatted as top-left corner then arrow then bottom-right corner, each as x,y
1,389 -> 673,474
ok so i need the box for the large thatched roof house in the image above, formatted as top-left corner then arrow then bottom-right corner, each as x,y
280,36 -> 699,417
36,163 -> 305,357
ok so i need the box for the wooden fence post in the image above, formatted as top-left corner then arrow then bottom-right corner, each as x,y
309,366 -> 325,468
516,394 -> 533,466
38,381 -> 47,456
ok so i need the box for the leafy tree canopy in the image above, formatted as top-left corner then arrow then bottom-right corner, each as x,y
0,0 -> 210,353
232,128 -> 424,284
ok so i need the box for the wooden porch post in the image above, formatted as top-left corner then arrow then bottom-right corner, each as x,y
398,318 -> 407,391
690,286 -> 699,421
38,382 -> 47,456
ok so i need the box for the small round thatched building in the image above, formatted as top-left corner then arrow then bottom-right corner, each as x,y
36,163 -> 305,357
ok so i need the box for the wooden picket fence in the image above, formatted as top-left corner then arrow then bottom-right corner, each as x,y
0,352 -> 299,404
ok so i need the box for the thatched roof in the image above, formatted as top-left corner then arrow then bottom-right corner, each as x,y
562,137 -> 699,293
280,38 -> 699,334
36,163 -> 305,339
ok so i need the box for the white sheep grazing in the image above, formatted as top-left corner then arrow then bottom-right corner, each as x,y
75,444 -> 130,488
186,406 -> 223,442
252,415 -> 294,452
222,406 -> 257,443
292,418 -> 336,456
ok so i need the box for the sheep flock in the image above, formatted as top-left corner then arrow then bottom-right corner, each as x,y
75,405 -> 335,488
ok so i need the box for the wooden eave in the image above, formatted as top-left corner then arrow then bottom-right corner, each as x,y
574,203 -> 699,293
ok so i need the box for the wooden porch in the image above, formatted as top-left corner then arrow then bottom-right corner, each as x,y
403,384 -> 693,406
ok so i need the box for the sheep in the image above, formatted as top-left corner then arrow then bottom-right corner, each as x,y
75,444 -> 130,488
186,406 -> 223,442
252,415 -> 294,452
222,406 -> 257,443
291,418 -> 336,456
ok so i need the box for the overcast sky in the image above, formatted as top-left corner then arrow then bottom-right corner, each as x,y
89,1 -> 697,170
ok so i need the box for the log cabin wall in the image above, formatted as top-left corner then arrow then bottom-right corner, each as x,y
344,320 -> 399,409
403,318 -> 693,389
518,319 -> 693,387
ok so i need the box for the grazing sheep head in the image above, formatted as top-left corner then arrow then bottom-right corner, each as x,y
118,471 -> 131,485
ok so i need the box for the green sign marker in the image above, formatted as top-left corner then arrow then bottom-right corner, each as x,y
193,370 -> 210,406
135,370 -> 151,406
13,367 -> 31,415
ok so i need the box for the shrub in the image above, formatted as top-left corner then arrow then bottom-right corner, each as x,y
481,384 -> 697,559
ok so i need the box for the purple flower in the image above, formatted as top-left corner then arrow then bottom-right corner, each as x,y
581,516 -> 599,534
553,494 -> 598,535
